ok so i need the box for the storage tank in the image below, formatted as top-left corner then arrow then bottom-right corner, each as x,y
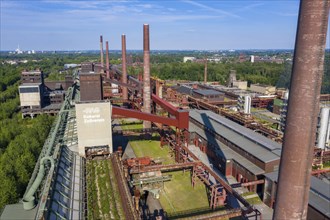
318,107 -> 330,149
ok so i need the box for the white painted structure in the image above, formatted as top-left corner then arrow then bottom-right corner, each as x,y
318,107 -> 330,149
76,102 -> 113,156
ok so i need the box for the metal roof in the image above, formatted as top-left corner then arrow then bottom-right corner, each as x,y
189,121 -> 265,175
264,171 -> 330,218
193,89 -> 223,96
189,110 -> 281,163
176,85 -> 193,95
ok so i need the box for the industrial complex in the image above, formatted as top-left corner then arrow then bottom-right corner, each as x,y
1,3 -> 330,220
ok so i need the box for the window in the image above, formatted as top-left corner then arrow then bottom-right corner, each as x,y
19,87 -> 39,93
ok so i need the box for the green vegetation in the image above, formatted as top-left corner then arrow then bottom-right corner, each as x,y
129,138 -> 210,215
86,160 -> 125,220
130,140 -> 174,165
120,120 -> 143,130
160,171 -> 210,215
241,191 -> 263,205
0,114 -> 53,209
152,62 -> 285,86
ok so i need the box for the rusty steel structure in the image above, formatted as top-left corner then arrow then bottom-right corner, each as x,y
105,41 -> 110,79
143,24 -> 151,128
100,35 -> 104,69
273,1 -> 330,219
121,34 -> 128,100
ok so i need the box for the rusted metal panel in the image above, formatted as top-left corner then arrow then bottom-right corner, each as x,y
274,1 -> 330,219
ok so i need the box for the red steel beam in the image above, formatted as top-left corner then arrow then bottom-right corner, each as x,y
112,106 -> 182,128
152,94 -> 178,117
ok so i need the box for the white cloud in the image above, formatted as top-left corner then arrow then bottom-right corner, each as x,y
182,0 -> 240,18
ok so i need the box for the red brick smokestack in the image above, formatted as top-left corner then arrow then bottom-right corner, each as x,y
100,35 -> 104,69
122,34 -> 128,100
105,41 -> 110,79
143,24 -> 151,129
273,1 -> 330,219
204,58 -> 207,84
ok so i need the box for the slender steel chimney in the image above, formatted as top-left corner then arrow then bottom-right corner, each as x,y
100,35 -> 104,69
204,58 -> 207,84
143,24 -> 151,129
273,1 -> 330,219
122,34 -> 128,100
106,41 -> 110,79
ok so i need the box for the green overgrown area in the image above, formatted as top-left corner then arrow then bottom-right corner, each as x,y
86,160 -> 125,220
240,191 -> 262,205
129,138 -> 210,215
0,63 -> 55,209
120,120 -> 143,130
130,139 -> 175,165
159,171 -> 210,215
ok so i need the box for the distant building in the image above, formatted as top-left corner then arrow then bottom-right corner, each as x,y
19,70 -> 73,118
250,55 -> 255,63
233,81 -> 248,90
250,84 -> 276,95
192,89 -> 224,102
64,64 -> 79,69
183,57 -> 196,63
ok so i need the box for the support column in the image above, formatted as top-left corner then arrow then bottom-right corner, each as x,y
274,1 -> 330,219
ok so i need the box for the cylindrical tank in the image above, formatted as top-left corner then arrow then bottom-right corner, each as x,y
318,107 -> 330,149
244,95 -> 251,114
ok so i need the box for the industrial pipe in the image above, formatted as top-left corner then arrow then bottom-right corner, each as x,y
22,156 -> 55,210
143,24 -> 151,128
273,1 -> 330,219
122,34 -> 128,100
106,41 -> 110,79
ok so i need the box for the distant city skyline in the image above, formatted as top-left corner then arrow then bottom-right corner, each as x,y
1,0 -> 329,51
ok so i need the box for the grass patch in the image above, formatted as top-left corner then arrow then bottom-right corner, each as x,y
159,171 -> 210,215
241,191 -> 262,205
86,160 -> 125,220
130,140 -> 175,165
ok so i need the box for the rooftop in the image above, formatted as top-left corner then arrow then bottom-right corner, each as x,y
264,171 -> 330,218
189,110 -> 282,163
193,89 -> 223,96
189,121 -> 265,175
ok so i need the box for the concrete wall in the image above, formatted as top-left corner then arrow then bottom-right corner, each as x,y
19,85 -> 42,107
76,102 -> 112,157
233,81 -> 248,90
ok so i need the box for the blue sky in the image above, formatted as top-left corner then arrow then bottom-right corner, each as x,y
1,0 -> 329,51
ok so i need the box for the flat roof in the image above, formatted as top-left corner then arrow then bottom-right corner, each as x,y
189,122 -> 265,175
264,171 -> 330,217
19,83 -> 42,87
0,203 -> 37,220
193,89 -> 223,96
189,110 -> 281,163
